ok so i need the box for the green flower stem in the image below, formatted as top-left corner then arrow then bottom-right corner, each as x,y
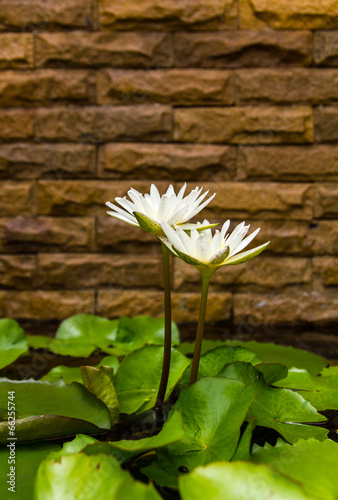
155,244 -> 172,413
189,273 -> 211,386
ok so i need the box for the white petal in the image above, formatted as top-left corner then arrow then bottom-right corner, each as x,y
176,183 -> 187,204
187,192 -> 216,220
232,228 -> 260,255
106,211 -> 139,227
223,242 -> 270,265
196,233 -> 212,262
161,221 -> 186,253
221,220 -> 230,239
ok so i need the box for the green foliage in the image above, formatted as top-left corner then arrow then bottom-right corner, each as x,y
0,319 -> 28,369
252,438 -> 338,500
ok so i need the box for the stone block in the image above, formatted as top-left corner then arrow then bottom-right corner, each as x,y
237,145 -> 338,181
234,292 -> 338,324
0,182 -> 36,216
239,0 -> 338,29
36,32 -> 172,68
98,0 -> 237,30
315,31 -> 338,66
236,69 -> 338,104
174,106 -> 313,144
0,34 -> 33,68
315,107 -> 338,143
314,257 -> 338,286
0,109 -> 34,141
0,0 -> 96,31
0,70 -> 95,106
0,255 -> 36,289
38,254 -> 163,288
98,143 -> 236,181
34,105 -> 172,142
0,217 -> 95,252
0,143 -> 96,179
37,180 -> 171,216
97,289 -> 232,322
97,69 -> 234,105
0,291 -> 95,319
315,184 -> 338,219
172,31 -> 312,67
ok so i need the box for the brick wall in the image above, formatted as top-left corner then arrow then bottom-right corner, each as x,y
1,0 -> 338,326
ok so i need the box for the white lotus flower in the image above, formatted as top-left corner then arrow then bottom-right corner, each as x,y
106,183 -> 216,234
159,219 -> 270,275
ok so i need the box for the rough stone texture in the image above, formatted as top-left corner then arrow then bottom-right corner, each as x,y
315,107 -> 338,143
34,105 -> 172,143
0,0 -> 96,31
315,31 -> 338,66
195,182 -> 314,221
0,217 -> 95,253
0,143 -> 96,179
0,182 -> 36,216
240,0 -> 338,29
236,69 -> 338,104
0,255 -> 36,289
0,291 -> 95,319
99,0 -> 237,30
38,254 -> 163,289
0,109 -> 34,141
97,69 -> 234,105
174,257 -> 312,292
96,217 -> 161,255
237,145 -> 338,181
97,290 -> 232,322
37,180 -> 171,216
315,184 -> 338,219
0,34 -> 33,68
36,32 -> 172,68
172,32 -> 312,68
98,143 -> 236,181
174,106 -> 313,144
234,292 -> 338,325
0,70 -> 95,106
314,258 -> 338,287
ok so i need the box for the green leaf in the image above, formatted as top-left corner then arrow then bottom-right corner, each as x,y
114,346 -> 190,414
81,366 -> 119,426
179,346 -> 261,387
48,434 -> 98,460
114,316 -> 180,353
232,419 -> 255,461
115,480 -> 162,500
141,461 -> 178,490
49,314 -> 118,357
321,365 -> 338,376
0,319 -> 28,369
41,365 -> 83,384
255,362 -> 288,385
158,377 -> 256,472
225,340 -> 327,375
133,211 -> 162,234
252,438 -> 338,500
98,355 -> 120,373
0,378 -> 111,442
274,368 -> 338,410
26,335 -> 53,350
34,453 -> 131,500
0,443 -> 61,500
218,362 -> 327,443
179,462 -> 314,500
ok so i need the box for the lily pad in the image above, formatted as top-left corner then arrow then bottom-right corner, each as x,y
48,314 -> 118,357
232,419 -> 255,461
113,316 -> 180,353
0,319 -> 28,369
255,362 -> 288,385
179,462 -> 314,500
225,340 -> 327,375
158,377 -> 256,472
41,365 -> 83,384
114,346 -> 190,414
274,368 -> 338,411
252,438 -> 338,500
0,443 -> 61,500
179,346 -> 261,387
0,378 -> 111,442
218,362 -> 327,443
81,366 -> 119,426
26,335 -> 53,350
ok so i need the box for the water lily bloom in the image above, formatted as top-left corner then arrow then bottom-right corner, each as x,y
106,183 -> 215,235
160,220 -> 270,276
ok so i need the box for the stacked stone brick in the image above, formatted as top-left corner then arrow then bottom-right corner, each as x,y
1,0 -> 338,326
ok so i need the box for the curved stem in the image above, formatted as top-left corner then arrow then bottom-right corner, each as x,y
189,273 -> 211,386
155,244 -> 172,414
